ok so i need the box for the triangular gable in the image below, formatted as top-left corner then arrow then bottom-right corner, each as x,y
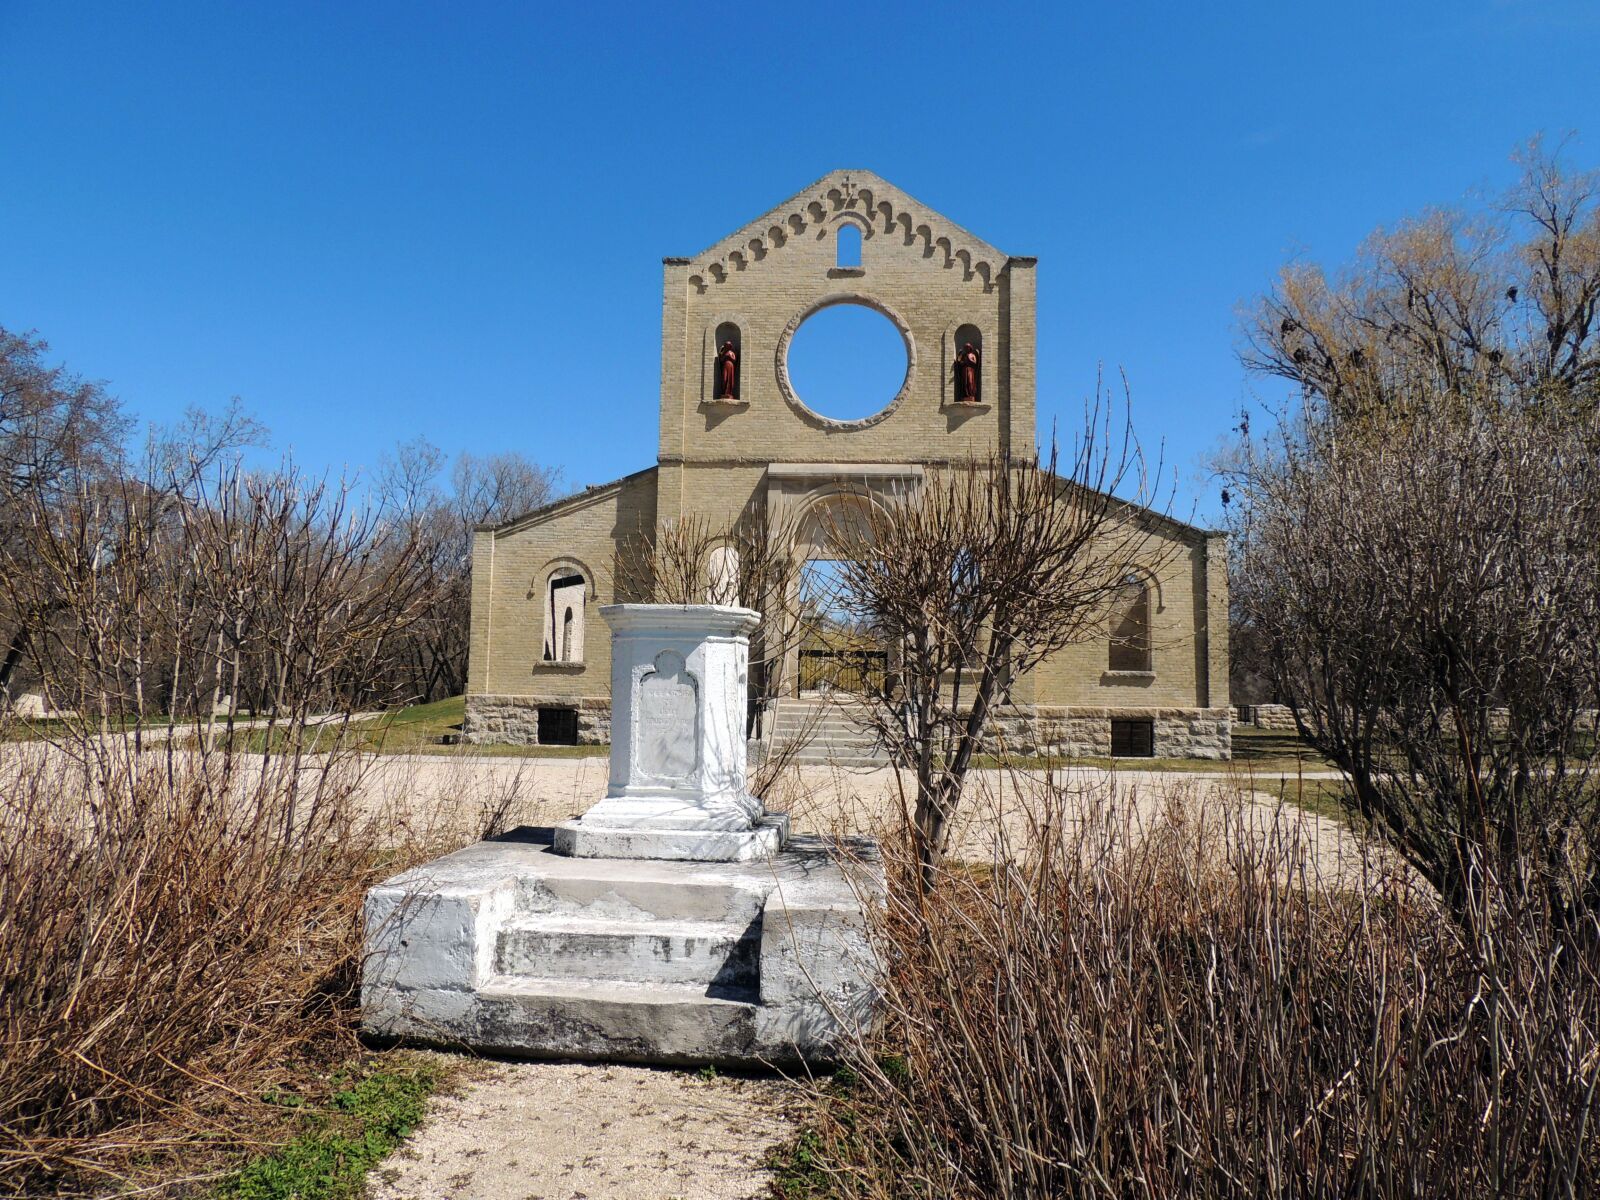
684,169 -> 1010,294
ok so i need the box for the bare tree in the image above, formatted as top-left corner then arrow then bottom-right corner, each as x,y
1230,143 -> 1600,927
0,328 -> 129,694
1244,139 -> 1600,423
376,439 -> 562,702
824,406 -> 1169,885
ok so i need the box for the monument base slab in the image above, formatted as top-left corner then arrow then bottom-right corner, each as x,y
362,828 -> 881,1066
552,813 -> 790,862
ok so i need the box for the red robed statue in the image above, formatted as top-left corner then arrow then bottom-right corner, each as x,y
953,342 -> 981,403
715,341 -> 739,400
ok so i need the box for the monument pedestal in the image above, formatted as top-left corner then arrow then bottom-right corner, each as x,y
555,604 -> 788,863
362,604 -> 883,1065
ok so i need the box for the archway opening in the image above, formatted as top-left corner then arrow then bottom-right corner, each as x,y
797,558 -> 885,695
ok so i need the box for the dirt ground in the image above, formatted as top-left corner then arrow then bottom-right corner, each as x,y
368,1057 -> 796,1200
355,751 -> 1366,881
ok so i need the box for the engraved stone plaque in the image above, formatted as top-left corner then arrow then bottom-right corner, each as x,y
634,650 -> 699,782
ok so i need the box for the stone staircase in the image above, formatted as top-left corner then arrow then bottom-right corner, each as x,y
767,697 -> 890,769
467,856 -> 768,1060
364,832 -> 882,1065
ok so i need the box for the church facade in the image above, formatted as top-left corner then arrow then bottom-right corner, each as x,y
464,171 -> 1231,759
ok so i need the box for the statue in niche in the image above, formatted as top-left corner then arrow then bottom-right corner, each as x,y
952,342 -> 982,403
715,341 -> 739,400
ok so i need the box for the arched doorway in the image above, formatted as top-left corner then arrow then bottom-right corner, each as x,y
787,487 -> 892,698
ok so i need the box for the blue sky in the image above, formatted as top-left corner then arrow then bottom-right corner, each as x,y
3,1 -> 1595,523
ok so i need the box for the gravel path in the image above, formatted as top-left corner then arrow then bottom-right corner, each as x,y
369,1058 -> 795,1200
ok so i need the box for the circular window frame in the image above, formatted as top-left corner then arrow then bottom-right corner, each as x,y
775,293 -> 917,430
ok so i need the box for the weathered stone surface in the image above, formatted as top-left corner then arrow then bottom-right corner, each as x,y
362,830 -> 883,1066
554,814 -> 789,863
560,604 -> 783,860
978,705 -> 1233,760
463,694 -> 611,746
1242,703 -> 1297,731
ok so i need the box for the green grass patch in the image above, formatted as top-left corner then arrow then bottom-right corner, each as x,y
213,696 -> 608,758
0,712 -> 173,741
1258,776 -> 1355,826
766,1065 -> 911,1200
217,1054 -> 443,1200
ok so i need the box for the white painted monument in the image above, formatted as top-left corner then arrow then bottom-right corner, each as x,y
555,605 -> 787,861
362,603 -> 881,1065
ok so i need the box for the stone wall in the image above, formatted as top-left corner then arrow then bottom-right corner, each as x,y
464,694 -> 611,746
1239,703 -> 1297,731
980,705 -> 1232,761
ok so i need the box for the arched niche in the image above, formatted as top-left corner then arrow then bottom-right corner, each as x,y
1107,570 -> 1158,674
713,321 -> 742,401
950,322 -> 984,405
835,223 -> 862,268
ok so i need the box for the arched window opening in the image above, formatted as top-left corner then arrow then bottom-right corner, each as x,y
544,572 -> 586,662
1108,576 -> 1151,672
953,323 -> 983,404
836,223 -> 862,268
713,322 -> 741,400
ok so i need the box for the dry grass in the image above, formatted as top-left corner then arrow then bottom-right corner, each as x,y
782,780 -> 1600,1199
0,728 -> 489,1197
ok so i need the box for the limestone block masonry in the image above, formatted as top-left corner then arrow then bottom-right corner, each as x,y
981,705 -> 1233,760
463,695 -> 610,745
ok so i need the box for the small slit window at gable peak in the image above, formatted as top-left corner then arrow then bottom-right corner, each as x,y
836,223 -> 862,268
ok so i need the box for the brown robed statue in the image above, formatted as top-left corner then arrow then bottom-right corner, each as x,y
715,340 -> 739,400
952,341 -> 981,403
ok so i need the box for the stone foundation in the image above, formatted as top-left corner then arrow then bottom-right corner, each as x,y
980,705 -> 1232,760
1239,703 -> 1297,731
463,694 -> 611,746
465,696 -> 1232,761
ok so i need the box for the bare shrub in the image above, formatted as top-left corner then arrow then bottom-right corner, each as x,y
1228,143 -> 1600,929
821,404 -> 1171,884
0,442 -> 460,1194
1231,396 -> 1600,928
819,782 -> 1600,1199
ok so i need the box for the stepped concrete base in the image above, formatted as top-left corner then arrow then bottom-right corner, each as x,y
362,827 -> 882,1066
553,813 -> 790,862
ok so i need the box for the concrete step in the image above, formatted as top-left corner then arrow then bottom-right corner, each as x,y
771,731 -> 875,743
474,975 -> 760,1064
773,732 -> 883,746
496,914 -> 759,989
773,731 -> 880,745
785,755 -> 890,769
514,866 -> 767,926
